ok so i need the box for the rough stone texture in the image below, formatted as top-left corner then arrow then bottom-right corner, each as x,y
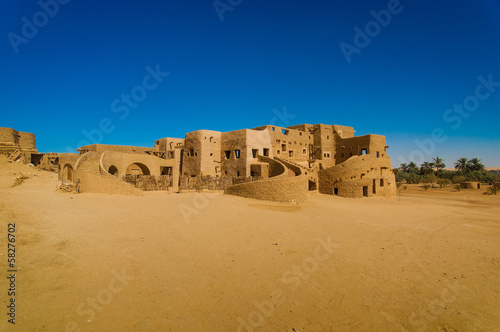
318,154 -> 396,198
224,174 -> 307,203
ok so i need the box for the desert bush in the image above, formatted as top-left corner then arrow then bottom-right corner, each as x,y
422,184 -> 431,191
454,184 -> 461,192
424,174 -> 437,187
12,175 -> 28,187
485,186 -> 499,195
452,175 -> 466,184
437,178 -> 451,189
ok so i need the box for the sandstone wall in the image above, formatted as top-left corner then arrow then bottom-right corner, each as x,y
318,154 -> 396,198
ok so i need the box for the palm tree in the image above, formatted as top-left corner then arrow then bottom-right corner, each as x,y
399,163 -> 409,173
420,161 -> 434,175
454,157 -> 469,172
431,156 -> 445,175
468,158 -> 485,171
408,162 -> 418,173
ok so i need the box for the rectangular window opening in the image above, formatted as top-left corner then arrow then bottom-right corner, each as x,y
252,149 -> 258,158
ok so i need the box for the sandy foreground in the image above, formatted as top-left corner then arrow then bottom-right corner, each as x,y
0,160 -> 499,332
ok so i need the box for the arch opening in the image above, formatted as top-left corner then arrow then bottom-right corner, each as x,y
125,163 -> 150,176
108,165 -> 119,176
62,164 -> 74,183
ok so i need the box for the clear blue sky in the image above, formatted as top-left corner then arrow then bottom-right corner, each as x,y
1,0 -> 499,168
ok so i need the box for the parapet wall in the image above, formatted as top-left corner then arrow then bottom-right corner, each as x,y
224,157 -> 307,203
75,169 -> 143,196
318,154 -> 396,198
224,174 -> 307,203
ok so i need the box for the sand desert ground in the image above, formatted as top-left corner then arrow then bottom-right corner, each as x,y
1,157 -> 499,332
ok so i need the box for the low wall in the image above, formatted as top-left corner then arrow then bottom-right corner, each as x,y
224,157 -> 307,203
75,169 -> 142,196
224,174 -> 307,203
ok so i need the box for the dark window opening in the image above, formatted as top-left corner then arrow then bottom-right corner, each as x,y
263,148 -> 269,157
363,186 -> 368,197
380,179 -> 384,187
250,171 -> 255,177
373,179 -> 376,194
252,149 -> 258,158
161,167 -> 172,176
235,150 -> 241,158
309,180 -> 317,191
190,149 -> 194,156
361,148 -> 367,155
376,152 -> 380,158
281,144 -> 286,151
224,151 -> 231,159
289,150 -> 293,158
236,171 -> 240,177
334,187 -> 338,195
108,165 -> 118,176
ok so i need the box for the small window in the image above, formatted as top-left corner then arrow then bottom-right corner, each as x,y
327,136 -> 329,140
361,148 -> 367,155
376,152 -> 380,158
277,150 -> 280,155
252,149 -> 258,158
224,151 -> 230,159
341,153 -> 344,158
302,148 -> 307,155
282,144 -> 286,151
235,150 -> 241,158
272,127 -> 275,131
190,149 -> 194,156
236,171 -> 240,177
281,129 -> 286,135
263,148 -> 269,157
210,153 -> 213,157
289,150 -> 293,158
380,179 -> 384,186
224,171 -> 228,175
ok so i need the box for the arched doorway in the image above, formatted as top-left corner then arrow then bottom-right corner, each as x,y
62,164 -> 74,182
108,165 -> 119,176
125,163 -> 150,176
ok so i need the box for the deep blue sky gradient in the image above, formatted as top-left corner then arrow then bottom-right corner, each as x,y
1,0 -> 499,167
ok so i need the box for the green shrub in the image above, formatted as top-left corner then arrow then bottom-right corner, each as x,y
452,175 -> 466,184
437,178 -> 451,189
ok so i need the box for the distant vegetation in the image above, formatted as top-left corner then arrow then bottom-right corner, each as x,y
396,157 -> 499,188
